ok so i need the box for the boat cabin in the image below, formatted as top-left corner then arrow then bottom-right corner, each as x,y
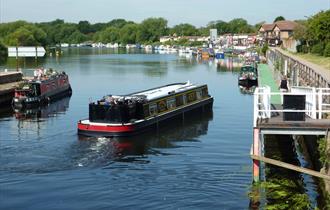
15,82 -> 41,98
89,82 -> 210,124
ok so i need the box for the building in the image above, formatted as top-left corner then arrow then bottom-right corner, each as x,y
258,20 -> 300,52
210,29 -> 217,42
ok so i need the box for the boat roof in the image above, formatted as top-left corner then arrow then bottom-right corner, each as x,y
132,81 -> 201,101
105,81 -> 205,102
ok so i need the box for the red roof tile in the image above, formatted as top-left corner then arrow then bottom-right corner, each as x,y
260,24 -> 275,31
274,20 -> 298,31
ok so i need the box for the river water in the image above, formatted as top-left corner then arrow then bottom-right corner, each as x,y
0,48 -> 321,209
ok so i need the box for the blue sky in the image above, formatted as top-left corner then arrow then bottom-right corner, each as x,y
0,0 -> 329,26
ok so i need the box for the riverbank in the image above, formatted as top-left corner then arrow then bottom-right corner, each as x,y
0,72 -> 23,106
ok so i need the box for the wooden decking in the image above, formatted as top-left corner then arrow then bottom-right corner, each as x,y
257,104 -> 330,132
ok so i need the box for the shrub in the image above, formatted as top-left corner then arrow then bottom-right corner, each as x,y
261,43 -> 268,56
323,42 -> 330,57
311,43 -> 324,55
0,41 -> 8,63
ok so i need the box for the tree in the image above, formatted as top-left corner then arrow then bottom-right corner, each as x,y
5,24 -> 47,46
228,18 -> 253,34
254,21 -> 266,31
0,41 -> 7,63
207,20 -> 230,35
170,23 -> 198,36
78,21 -> 93,34
107,19 -> 133,28
274,16 -> 285,22
67,31 -> 88,43
306,10 -> 330,45
119,24 -> 138,44
96,27 -> 120,43
136,18 -> 168,43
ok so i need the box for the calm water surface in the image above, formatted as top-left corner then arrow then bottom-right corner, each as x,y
0,49 -> 319,209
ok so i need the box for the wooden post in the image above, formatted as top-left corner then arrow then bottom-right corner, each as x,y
253,128 -> 260,182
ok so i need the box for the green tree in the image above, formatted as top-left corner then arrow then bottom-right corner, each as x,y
207,20 -> 230,35
306,10 -> 330,45
67,31 -> 88,43
78,20 -> 93,34
107,19 -> 133,28
228,18 -> 253,34
136,18 -> 168,43
170,23 -> 198,36
254,21 -> 266,31
5,24 -> 47,46
274,16 -> 285,22
0,41 -> 7,63
96,26 -> 120,43
119,24 -> 138,44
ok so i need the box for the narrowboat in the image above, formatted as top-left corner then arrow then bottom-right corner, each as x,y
78,81 -> 213,137
238,64 -> 258,87
13,69 -> 72,108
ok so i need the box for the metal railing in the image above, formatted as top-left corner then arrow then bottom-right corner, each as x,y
253,86 -> 330,127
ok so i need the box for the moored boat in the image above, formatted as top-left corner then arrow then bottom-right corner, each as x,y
78,81 -> 213,137
238,64 -> 258,87
13,69 -> 72,109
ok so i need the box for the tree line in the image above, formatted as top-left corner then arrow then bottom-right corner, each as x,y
294,10 -> 330,57
0,17 -> 258,47
0,11 -> 328,61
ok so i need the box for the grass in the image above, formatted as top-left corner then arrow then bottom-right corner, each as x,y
292,53 -> 330,70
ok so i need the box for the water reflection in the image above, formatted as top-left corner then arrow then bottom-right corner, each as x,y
216,57 -> 243,72
14,96 -> 71,120
75,110 -> 213,167
239,85 -> 257,95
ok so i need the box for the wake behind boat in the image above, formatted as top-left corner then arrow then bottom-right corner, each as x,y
78,81 -> 213,137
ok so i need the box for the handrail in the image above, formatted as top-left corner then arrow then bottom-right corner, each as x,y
254,86 -> 330,126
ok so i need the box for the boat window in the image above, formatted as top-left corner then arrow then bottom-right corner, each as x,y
196,90 -> 202,100
202,87 -> 208,97
149,103 -> 158,116
175,95 -> 184,106
167,98 -> 176,109
157,100 -> 167,112
143,104 -> 150,117
186,91 -> 197,103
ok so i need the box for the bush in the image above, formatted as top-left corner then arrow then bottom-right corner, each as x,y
261,43 -> 268,56
311,43 -> 324,55
296,44 -> 309,53
323,42 -> 330,57
0,41 -> 8,63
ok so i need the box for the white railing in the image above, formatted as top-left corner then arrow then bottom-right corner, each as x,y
318,88 -> 330,119
291,86 -> 316,119
253,86 -> 330,127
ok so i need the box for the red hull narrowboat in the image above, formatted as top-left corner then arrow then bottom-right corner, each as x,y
13,69 -> 72,108
78,82 -> 213,137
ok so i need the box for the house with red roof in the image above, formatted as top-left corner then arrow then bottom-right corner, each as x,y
259,20 -> 300,52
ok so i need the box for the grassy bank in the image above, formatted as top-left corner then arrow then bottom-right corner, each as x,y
292,53 -> 330,71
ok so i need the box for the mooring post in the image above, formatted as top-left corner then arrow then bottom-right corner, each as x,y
253,128 -> 260,182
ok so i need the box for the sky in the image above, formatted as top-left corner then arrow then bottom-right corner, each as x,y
0,0 -> 329,27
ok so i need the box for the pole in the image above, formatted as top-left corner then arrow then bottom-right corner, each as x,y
253,128 -> 260,182
16,45 -> 18,71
